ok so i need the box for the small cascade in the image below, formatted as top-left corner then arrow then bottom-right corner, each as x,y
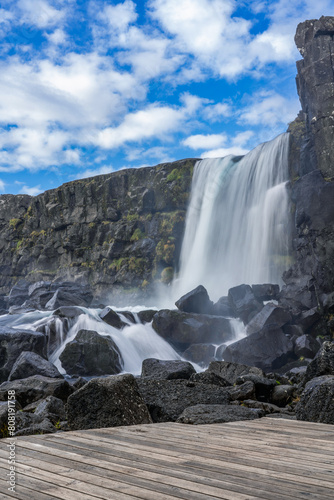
173,133 -> 291,301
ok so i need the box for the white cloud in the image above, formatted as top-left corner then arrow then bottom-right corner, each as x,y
97,105 -> 186,149
239,91 -> 300,127
183,133 -> 227,149
101,0 -> 137,33
149,0 -> 252,78
17,0 -> 65,29
47,28 -> 67,45
0,178 -> 5,192
19,184 -> 43,196
203,102 -> 232,122
201,146 -> 249,158
73,166 -> 113,180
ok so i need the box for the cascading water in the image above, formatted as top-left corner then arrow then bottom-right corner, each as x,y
0,133 -> 291,374
173,133 -> 290,301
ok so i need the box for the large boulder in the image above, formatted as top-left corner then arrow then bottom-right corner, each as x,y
176,404 -> 263,424
137,309 -> 157,324
211,296 -> 235,317
235,374 -> 277,402
59,329 -> 123,376
152,310 -> 233,350
45,283 -> 93,310
189,372 -> 230,387
99,307 -> 127,329
141,359 -> 196,380
246,303 -> 292,336
223,327 -> 295,372
228,284 -> 263,324
303,341 -> 334,383
8,351 -> 62,381
34,396 -> 66,425
7,280 -> 30,307
136,378 -> 230,422
207,361 -> 264,385
296,375 -> 334,424
0,375 -> 73,407
182,344 -> 216,367
251,284 -> 280,302
294,335 -> 320,359
175,285 -> 213,314
67,374 -> 152,430
0,328 -> 47,382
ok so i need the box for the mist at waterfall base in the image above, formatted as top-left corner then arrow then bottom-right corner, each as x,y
1,133 -> 290,376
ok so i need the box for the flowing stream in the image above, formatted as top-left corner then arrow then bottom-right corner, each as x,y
2,133 -> 291,373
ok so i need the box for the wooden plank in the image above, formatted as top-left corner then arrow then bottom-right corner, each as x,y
0,465 -> 103,500
64,426 -> 334,473
102,422 -> 334,458
7,451 -> 296,500
14,438 -> 334,500
17,432 -> 334,491
0,418 -> 332,500
0,477 -> 61,500
10,444 -> 265,500
64,427 -> 334,478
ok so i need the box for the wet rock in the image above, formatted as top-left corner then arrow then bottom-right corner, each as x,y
0,328 -> 47,383
294,335 -> 320,359
246,303 -> 292,336
251,284 -> 280,302
8,351 -> 62,381
189,372 -> 230,387
15,417 -> 56,436
241,400 -> 284,415
136,379 -> 230,422
137,309 -> 157,324
228,284 -> 263,324
176,404 -> 263,424
297,308 -> 321,332
229,381 -> 256,401
0,375 -> 73,407
152,310 -> 233,350
207,361 -> 264,385
59,329 -> 123,377
141,359 -> 196,380
7,280 -> 30,307
99,307 -> 127,329
235,374 -> 277,402
223,327 -> 295,372
45,284 -> 93,310
211,296 -> 235,317
175,285 -> 213,314
303,341 -> 334,383
53,306 -> 85,319
271,384 -> 296,407
182,344 -> 216,367
71,377 -> 88,391
33,396 -> 66,425
296,375 -> 334,424
67,374 -> 152,430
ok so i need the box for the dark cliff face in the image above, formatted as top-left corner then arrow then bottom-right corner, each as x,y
0,159 -> 196,302
284,17 -> 334,313
293,16 -> 334,179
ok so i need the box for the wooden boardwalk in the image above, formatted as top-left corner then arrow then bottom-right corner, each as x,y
0,417 -> 334,499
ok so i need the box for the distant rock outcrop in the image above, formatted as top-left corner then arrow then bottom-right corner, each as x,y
0,159 -> 196,303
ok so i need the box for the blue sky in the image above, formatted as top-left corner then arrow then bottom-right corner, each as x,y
0,0 -> 333,196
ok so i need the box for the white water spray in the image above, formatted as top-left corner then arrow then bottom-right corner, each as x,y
173,133 -> 290,301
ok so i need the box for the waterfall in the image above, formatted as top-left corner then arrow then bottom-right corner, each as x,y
173,133 -> 290,301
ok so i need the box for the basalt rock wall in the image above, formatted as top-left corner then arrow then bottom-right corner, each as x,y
285,17 -> 334,321
0,159 -> 196,302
